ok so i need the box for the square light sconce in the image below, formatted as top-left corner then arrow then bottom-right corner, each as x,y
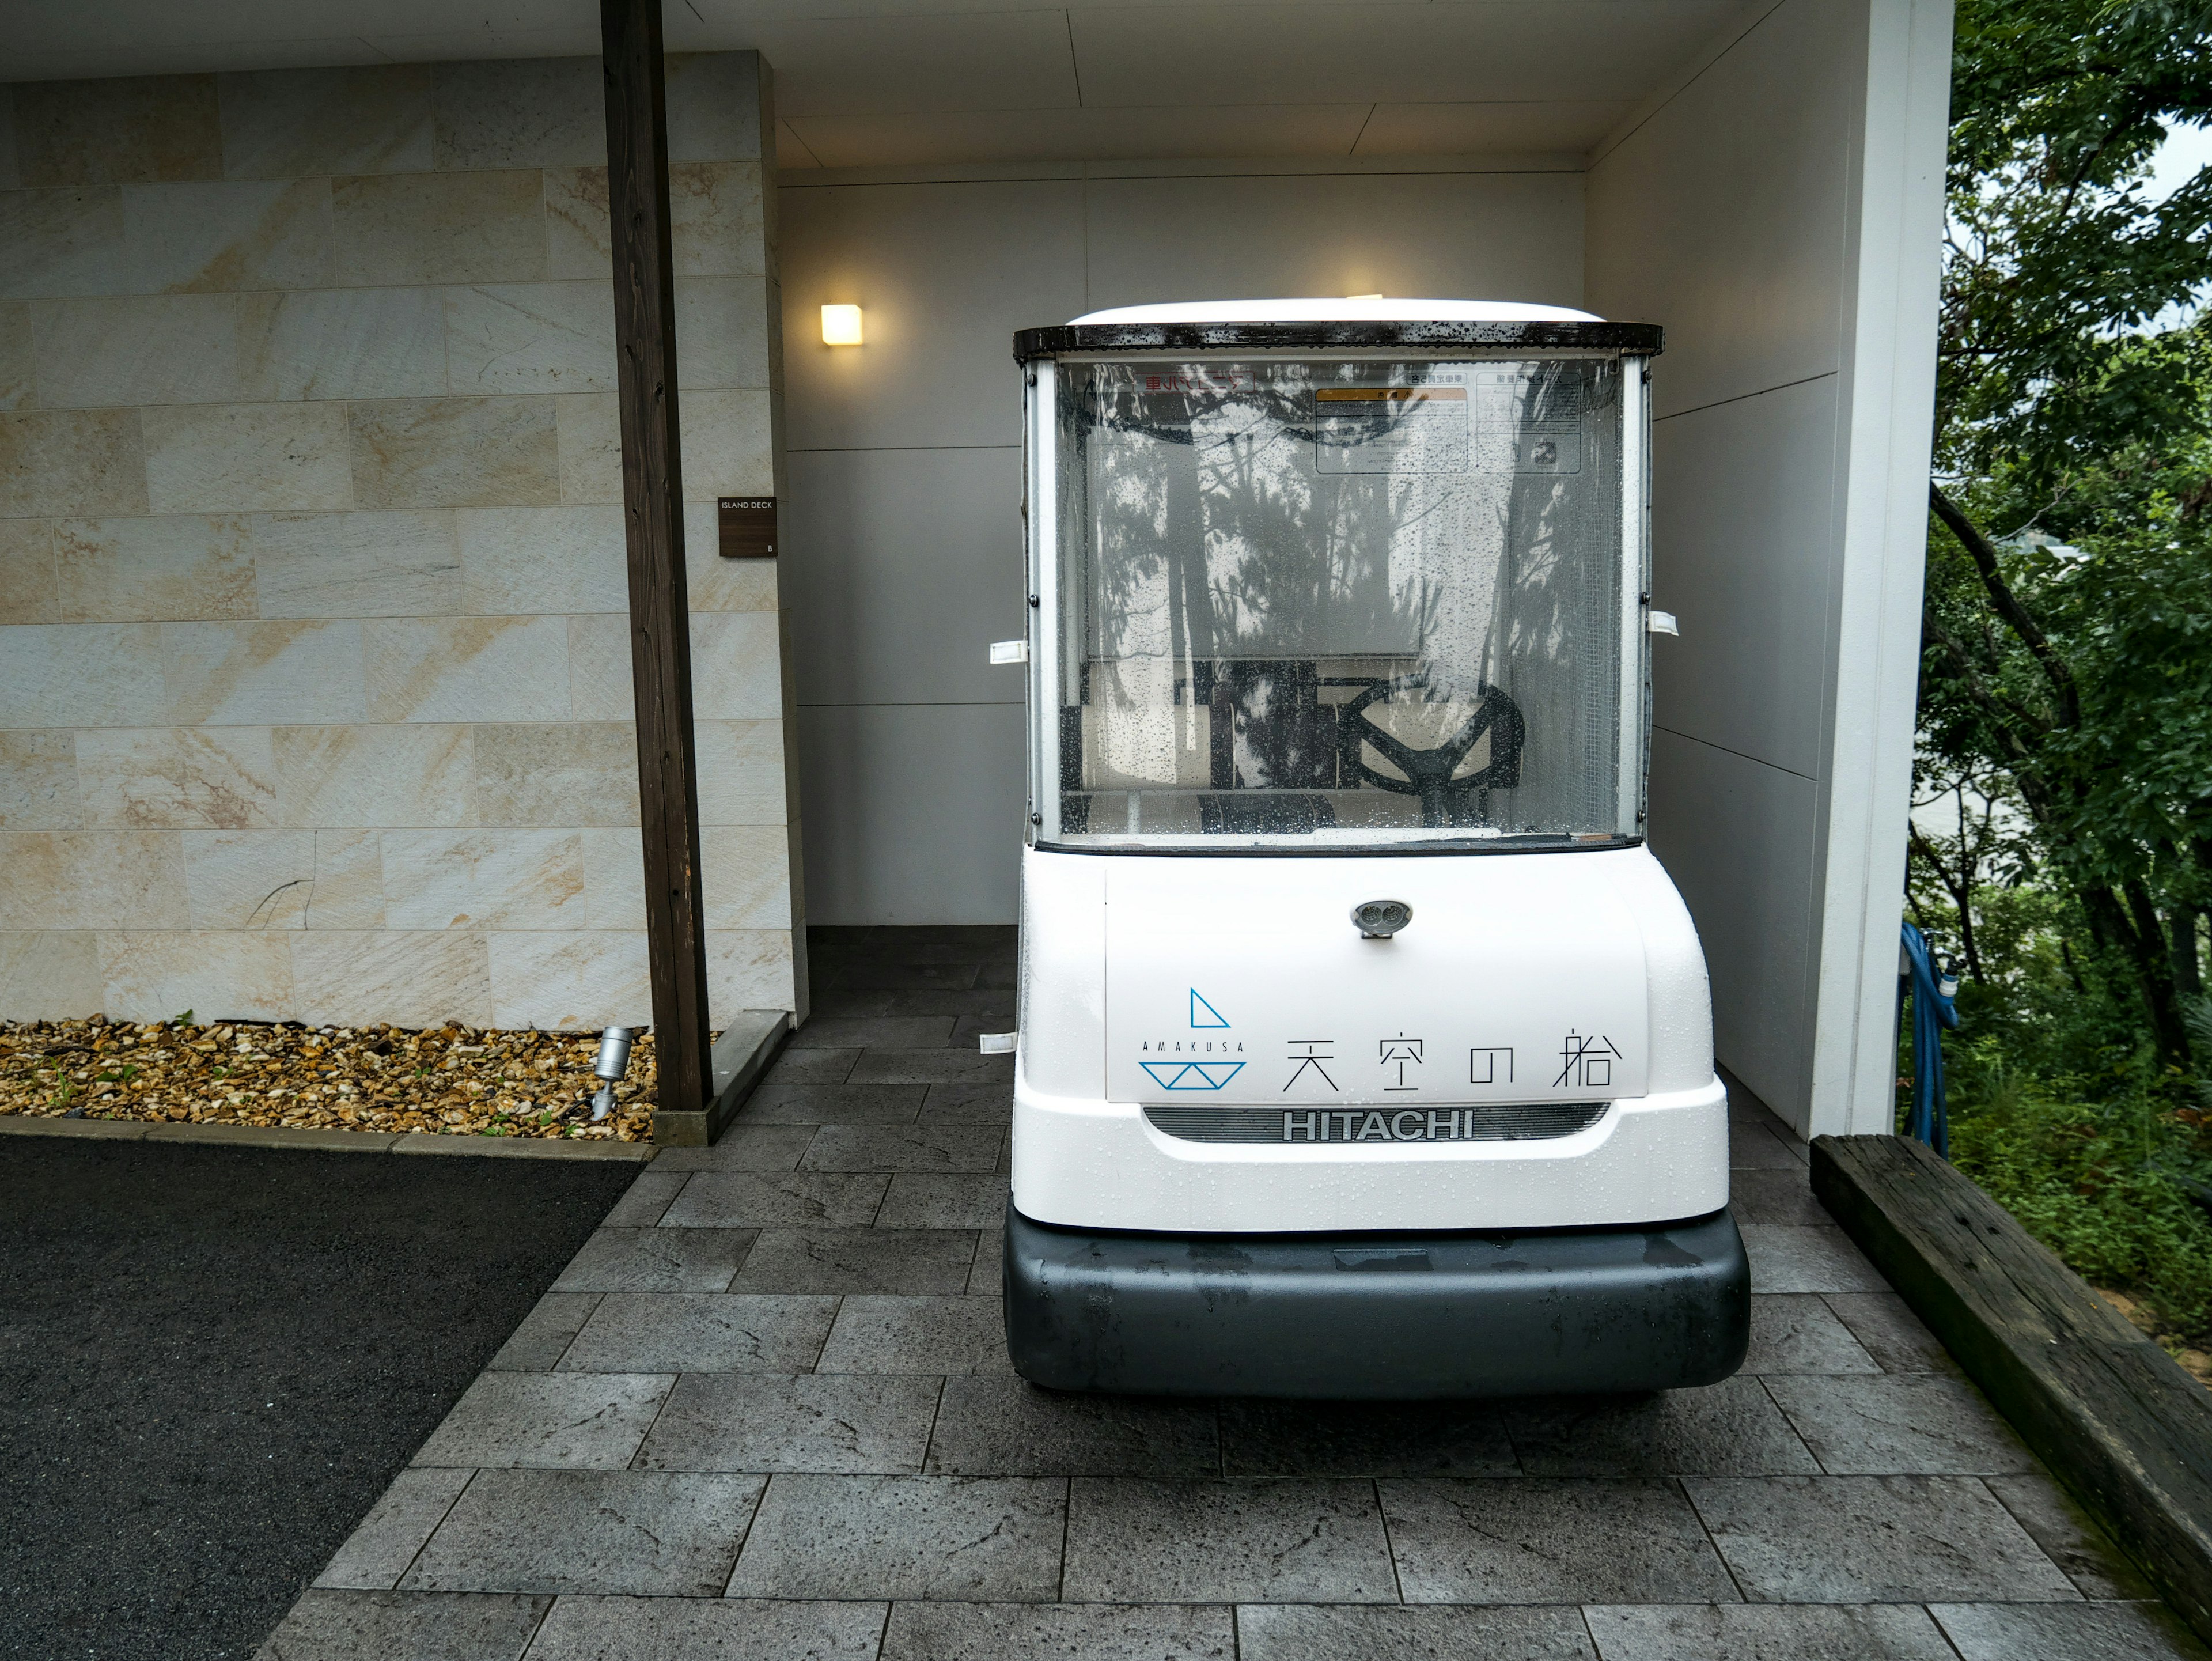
821,304 -> 864,345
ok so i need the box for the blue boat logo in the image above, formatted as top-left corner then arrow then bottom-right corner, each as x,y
1141,1060 -> 1244,1091
1190,990 -> 1229,1028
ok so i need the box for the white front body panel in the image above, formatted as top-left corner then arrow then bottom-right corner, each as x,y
1013,843 -> 1725,1233
1105,858 -> 1651,1107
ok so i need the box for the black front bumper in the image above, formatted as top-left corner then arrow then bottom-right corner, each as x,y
1003,1203 -> 1749,1398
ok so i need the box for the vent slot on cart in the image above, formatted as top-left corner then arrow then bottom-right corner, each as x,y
1143,1100 -> 1610,1144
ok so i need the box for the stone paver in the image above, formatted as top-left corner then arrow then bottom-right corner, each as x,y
647,1123 -> 816,1172
1380,1478 -> 1742,1604
1931,1600 -> 2212,1660
635,1372 -> 941,1473
528,1596 -> 885,1660
399,1469 -> 763,1595
882,1602 -> 1234,1661
1823,1289 -> 1959,1372
1499,1376 -> 1820,1477
557,1291 -> 838,1374
924,1375 -> 1218,1476
1739,1224 -> 1888,1293
1982,1470 -> 2158,1599
1238,1604 -> 1596,1660
764,1046 -> 868,1084
873,1171 -> 1010,1227
311,1469 -> 473,1591
792,1016 -> 957,1050
1740,1293 -> 1882,1375
1219,1399 -> 1515,1478
731,1226 -> 977,1295
722,1474 -> 1065,1601
256,1590 -> 550,1661
814,1294 -> 1014,1375
918,1082 -> 1018,1122
660,1170 -> 891,1227
1763,1371 -> 2038,1475
1582,1602 -> 1956,1659
801,1123 -> 1003,1172
594,1171 -> 685,1227
1684,1474 -> 2080,1602
260,925 -> 2208,1660
549,1226 -> 753,1293
410,1372 -> 671,1470
1063,1478 -> 1397,1604
740,1084 -> 927,1125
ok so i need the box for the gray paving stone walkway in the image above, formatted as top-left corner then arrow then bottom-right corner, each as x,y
256,926 -> 2211,1660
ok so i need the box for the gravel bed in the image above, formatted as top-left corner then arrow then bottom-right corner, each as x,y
0,1016 -> 666,1142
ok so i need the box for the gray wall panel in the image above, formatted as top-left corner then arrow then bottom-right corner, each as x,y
1648,727 -> 1819,1118
1082,171 -> 1585,312
1650,375 -> 1840,778
778,178 -> 1087,451
797,702 -> 1026,925
783,446 -> 1027,709
1585,0 -> 1853,421
781,164 -> 1585,923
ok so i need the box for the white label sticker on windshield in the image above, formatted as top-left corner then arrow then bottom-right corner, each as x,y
1313,386 -> 1468,474
1472,370 -> 1585,475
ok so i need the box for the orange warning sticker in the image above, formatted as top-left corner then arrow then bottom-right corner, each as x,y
1313,385 -> 1469,473
1313,387 -> 1468,402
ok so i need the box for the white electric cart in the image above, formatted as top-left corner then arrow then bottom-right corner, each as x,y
1001,300 -> 1747,1398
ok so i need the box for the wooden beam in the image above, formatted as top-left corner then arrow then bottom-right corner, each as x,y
1814,1134 -> 2212,1648
600,0 -> 713,1118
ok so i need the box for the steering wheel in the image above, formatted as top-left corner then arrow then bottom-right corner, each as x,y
1341,671 -> 1525,827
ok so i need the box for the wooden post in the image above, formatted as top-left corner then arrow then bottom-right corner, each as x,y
600,0 -> 714,1116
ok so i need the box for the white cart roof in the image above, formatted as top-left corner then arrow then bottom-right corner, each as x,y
1072,299 -> 1603,324
1016,305 -> 1658,362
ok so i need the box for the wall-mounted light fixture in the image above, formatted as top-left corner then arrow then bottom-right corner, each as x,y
821,304 -> 864,346
1346,293 -> 1384,301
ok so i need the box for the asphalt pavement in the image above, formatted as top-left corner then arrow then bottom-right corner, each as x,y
0,1136 -> 637,1661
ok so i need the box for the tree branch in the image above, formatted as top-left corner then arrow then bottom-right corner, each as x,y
2121,875 -> 2194,1066
1922,614 -> 2052,748
2055,86 -> 2160,205
1910,820 -> 1985,981
1930,483 -> 2082,727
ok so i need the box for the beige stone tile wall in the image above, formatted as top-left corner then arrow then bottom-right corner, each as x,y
0,54 -> 805,1034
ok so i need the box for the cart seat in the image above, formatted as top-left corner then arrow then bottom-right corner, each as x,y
1070,653 -> 1518,834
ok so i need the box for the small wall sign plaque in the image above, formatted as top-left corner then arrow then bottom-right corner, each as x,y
718,497 -> 777,558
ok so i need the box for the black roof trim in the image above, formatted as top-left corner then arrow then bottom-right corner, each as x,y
1013,319 -> 1663,363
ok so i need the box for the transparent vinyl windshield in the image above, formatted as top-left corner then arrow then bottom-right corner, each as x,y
1043,354 -> 1636,848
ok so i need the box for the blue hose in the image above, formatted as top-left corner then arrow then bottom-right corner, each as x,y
1902,921 -> 1960,1156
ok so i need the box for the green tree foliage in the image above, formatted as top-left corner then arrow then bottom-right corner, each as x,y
1925,0 -> 2212,1065
1916,1 -> 2212,1349
1946,1033 -> 2212,1344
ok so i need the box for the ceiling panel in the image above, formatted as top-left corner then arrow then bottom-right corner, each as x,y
777,119 -> 825,167
1069,2 -> 1743,107
687,0 -> 1052,19
0,0 -> 1732,170
1355,100 -> 1632,156
741,11 -> 1082,116
0,0 -> 588,54
785,102 -> 1372,169
1,39 -> 400,83
360,25 -> 603,62
699,0 -> 1407,14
